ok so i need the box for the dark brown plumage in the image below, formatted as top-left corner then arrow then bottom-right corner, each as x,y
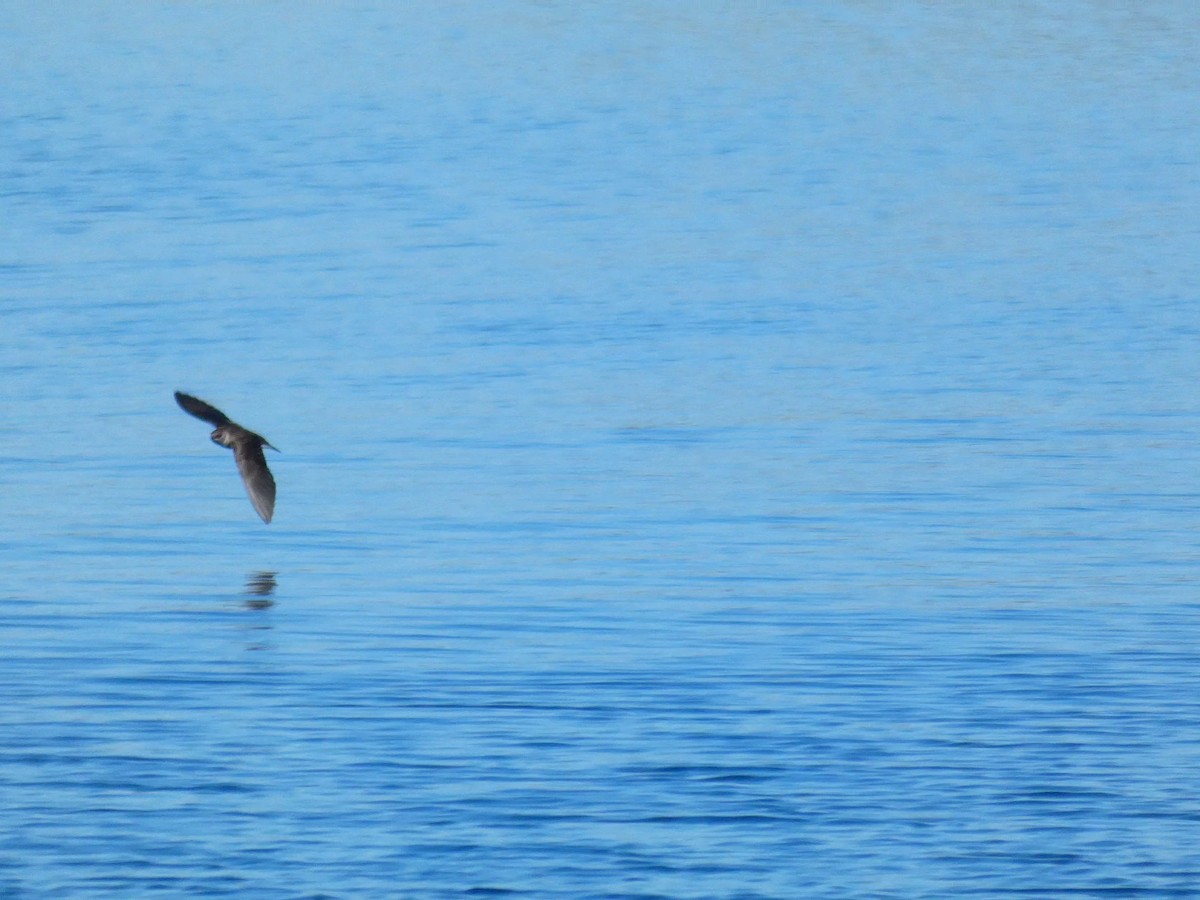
175,391 -> 278,524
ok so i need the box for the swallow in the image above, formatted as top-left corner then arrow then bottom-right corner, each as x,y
175,391 -> 278,524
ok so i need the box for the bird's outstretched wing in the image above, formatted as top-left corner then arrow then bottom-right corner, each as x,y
175,391 -> 231,427
234,442 -> 276,524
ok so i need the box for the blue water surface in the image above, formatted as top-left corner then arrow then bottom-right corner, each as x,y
4,4 -> 1200,898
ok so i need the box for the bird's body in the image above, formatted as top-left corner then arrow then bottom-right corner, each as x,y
175,391 -> 278,524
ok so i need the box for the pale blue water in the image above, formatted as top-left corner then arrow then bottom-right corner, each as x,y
4,4 -> 1200,898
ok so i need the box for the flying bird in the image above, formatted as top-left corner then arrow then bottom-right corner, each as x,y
175,391 -> 278,524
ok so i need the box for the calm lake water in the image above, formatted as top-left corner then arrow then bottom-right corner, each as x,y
5,4 -> 1200,897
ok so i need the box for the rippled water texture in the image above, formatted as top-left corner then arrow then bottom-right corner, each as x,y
4,4 -> 1200,897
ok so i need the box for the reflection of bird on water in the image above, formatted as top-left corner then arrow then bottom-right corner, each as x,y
175,391 -> 278,524
245,571 -> 277,609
